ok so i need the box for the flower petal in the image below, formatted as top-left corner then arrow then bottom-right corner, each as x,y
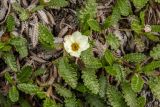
69,51 -> 81,57
78,36 -> 90,51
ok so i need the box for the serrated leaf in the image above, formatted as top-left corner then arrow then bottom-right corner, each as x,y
117,0 -> 131,16
48,0 -> 68,9
104,50 -> 115,65
43,98 -> 57,107
137,96 -> 146,107
122,82 -> 139,107
17,66 -> 32,83
106,85 -> 127,107
123,53 -> 146,63
131,19 -> 143,34
6,15 -> 15,32
10,37 -> 28,58
54,84 -> 72,98
131,0 -> 149,10
58,58 -> 78,88
34,68 -> 45,77
38,23 -> 54,49
151,25 -> 160,32
87,19 -> 100,32
110,5 -> 121,26
150,44 -> 160,59
3,53 -> 17,72
81,48 -> 102,69
86,95 -> 105,107
149,77 -> 160,100
4,72 -> 14,84
65,97 -> 78,107
99,75 -> 107,98
9,86 -> 19,102
19,99 -> 31,107
106,33 -> 120,50
131,74 -> 144,92
142,61 -> 160,73
17,83 -> 41,94
82,69 -> 99,94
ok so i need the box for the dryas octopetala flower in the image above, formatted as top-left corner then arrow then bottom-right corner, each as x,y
63,31 -> 90,57
144,25 -> 152,32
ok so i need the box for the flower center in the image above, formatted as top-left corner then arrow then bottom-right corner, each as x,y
71,42 -> 79,51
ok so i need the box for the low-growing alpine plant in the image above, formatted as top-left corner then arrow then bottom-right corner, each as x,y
0,0 -> 160,107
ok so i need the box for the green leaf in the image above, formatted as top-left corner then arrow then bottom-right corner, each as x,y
86,95 -> 105,107
48,0 -> 68,9
105,66 -> 117,76
19,99 -> 31,107
58,58 -> 78,88
81,48 -> 102,69
106,33 -> 120,50
0,42 -> 5,49
137,96 -> 146,107
34,68 -> 45,77
82,69 -> 99,94
131,19 -> 143,34
17,66 -> 32,83
131,74 -> 144,92
38,23 -> 54,49
150,44 -> 160,59
4,72 -> 14,84
117,0 -> 131,16
9,86 -> 19,102
3,53 -> 17,72
110,5 -> 121,26
87,19 -> 101,32
10,36 -> 28,58
149,77 -> 160,100
43,98 -> 57,107
142,61 -> 160,73
131,0 -> 149,10
17,83 -> 41,94
65,97 -> 78,107
123,53 -> 146,63
6,15 -> 15,32
104,50 -> 115,65
99,75 -> 107,98
106,85 -> 127,107
122,82 -> 139,107
54,84 -> 72,98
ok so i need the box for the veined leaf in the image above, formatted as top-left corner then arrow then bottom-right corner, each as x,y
131,74 -> 144,92
142,61 -> 160,73
54,84 -> 72,98
99,75 -> 107,98
87,19 -> 101,32
107,85 -> 127,107
104,50 -> 115,65
17,83 -> 41,94
5,72 -> 14,84
131,0 -> 149,10
117,0 -> 131,16
6,15 -> 15,32
38,23 -> 54,49
58,58 -> 78,88
17,66 -> 32,83
150,44 -> 160,59
48,0 -> 68,9
82,69 -> 99,94
151,25 -> 160,32
43,98 -> 57,107
81,48 -> 102,69
106,33 -> 120,50
86,95 -> 105,107
123,53 -> 146,63
9,86 -> 19,102
10,36 -> 28,58
3,53 -> 18,72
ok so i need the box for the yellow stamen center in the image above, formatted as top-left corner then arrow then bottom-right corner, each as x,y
71,42 -> 79,51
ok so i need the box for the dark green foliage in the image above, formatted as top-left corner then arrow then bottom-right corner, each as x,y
6,15 -> 15,32
17,66 -> 32,83
10,36 -> 28,58
123,53 -> 146,63
86,95 -> 105,107
38,23 -> 54,49
58,57 -> 78,88
82,69 -> 99,94
106,85 -> 127,107
9,86 -> 19,102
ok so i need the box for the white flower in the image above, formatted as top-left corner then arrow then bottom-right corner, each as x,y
144,25 -> 152,32
64,31 -> 90,57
